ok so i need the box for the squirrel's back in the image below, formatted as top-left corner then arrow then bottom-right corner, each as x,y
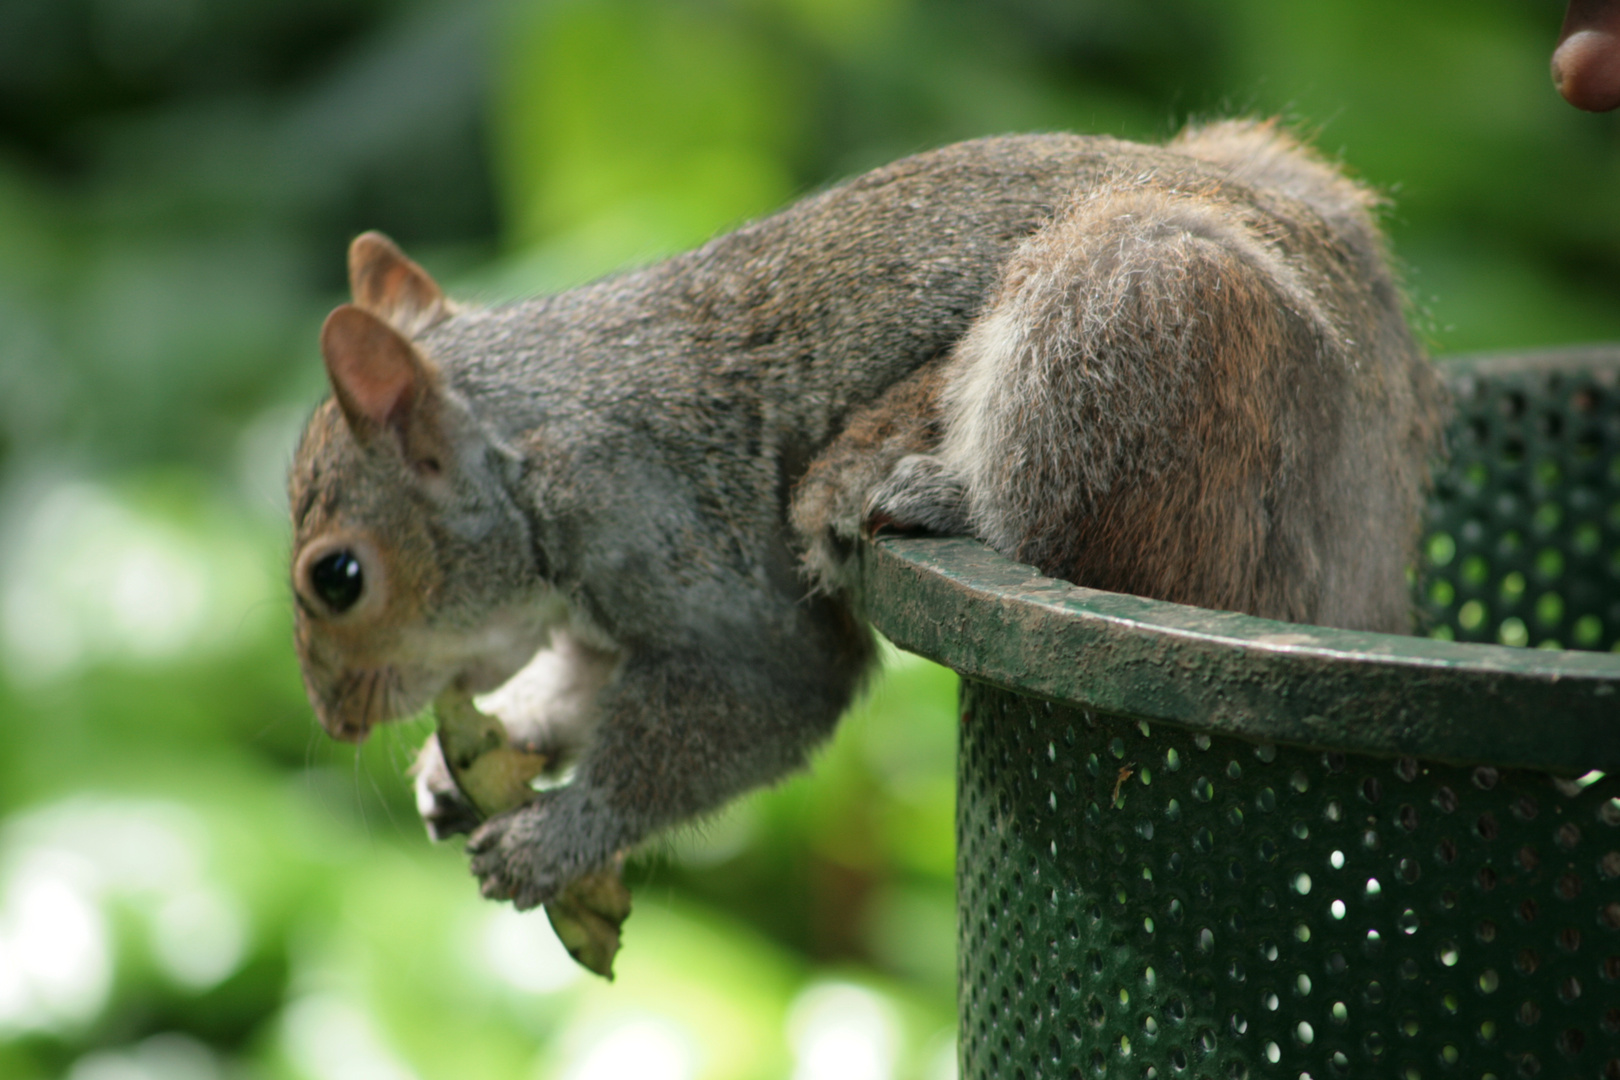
796,121 -> 1441,632
317,123 -> 1438,640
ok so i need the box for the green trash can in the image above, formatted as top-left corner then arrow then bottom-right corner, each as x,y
857,346 -> 1620,1080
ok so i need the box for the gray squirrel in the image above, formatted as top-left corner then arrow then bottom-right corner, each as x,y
288,120 -> 1442,909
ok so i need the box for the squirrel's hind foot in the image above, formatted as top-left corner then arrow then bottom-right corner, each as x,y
863,453 -> 971,538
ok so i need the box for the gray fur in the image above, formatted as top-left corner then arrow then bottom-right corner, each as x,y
289,121 -> 1442,909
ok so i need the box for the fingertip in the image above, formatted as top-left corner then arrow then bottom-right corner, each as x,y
1553,1 -> 1620,111
1554,31 -> 1620,110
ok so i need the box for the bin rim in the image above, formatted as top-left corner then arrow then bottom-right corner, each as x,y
1440,340 -> 1620,380
857,534 -> 1620,775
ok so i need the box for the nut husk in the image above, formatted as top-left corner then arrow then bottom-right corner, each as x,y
434,689 -> 631,979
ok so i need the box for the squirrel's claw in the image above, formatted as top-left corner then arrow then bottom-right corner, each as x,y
411,733 -> 483,840
467,797 -> 566,911
477,875 -> 513,902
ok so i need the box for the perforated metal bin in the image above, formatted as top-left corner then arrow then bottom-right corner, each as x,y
856,346 -> 1620,1080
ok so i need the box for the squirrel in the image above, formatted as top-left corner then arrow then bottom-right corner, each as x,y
288,120 -> 1443,910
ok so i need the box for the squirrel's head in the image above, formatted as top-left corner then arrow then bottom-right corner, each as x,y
289,233 -> 551,742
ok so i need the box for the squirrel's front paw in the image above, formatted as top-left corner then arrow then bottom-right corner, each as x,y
411,734 -> 483,840
466,793 -> 574,910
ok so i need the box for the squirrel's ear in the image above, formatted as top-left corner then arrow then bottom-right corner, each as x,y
347,231 -> 451,336
320,304 -> 445,467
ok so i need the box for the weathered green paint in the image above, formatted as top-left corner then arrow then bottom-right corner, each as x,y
853,345 -> 1620,1080
858,534 -> 1620,773
857,344 -> 1620,773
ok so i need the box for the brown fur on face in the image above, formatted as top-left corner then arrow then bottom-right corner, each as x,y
289,401 -> 442,740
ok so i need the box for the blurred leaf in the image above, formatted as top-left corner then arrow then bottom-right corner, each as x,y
493,0 -> 809,273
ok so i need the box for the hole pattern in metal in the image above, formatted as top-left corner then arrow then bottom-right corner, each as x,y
957,685 -> 1620,1080
1420,364 -> 1620,651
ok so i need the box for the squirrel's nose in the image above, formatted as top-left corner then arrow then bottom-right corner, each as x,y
303,665 -> 393,743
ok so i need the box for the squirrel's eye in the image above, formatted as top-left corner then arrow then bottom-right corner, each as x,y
309,550 -> 364,613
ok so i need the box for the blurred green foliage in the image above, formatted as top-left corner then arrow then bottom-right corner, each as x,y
0,0 -> 1614,1078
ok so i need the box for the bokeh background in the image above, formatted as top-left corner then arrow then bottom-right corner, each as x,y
0,1 -> 1615,1078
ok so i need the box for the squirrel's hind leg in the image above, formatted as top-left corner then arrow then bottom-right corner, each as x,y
862,453 -> 970,537
790,361 -> 954,590
931,175 -> 1353,618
